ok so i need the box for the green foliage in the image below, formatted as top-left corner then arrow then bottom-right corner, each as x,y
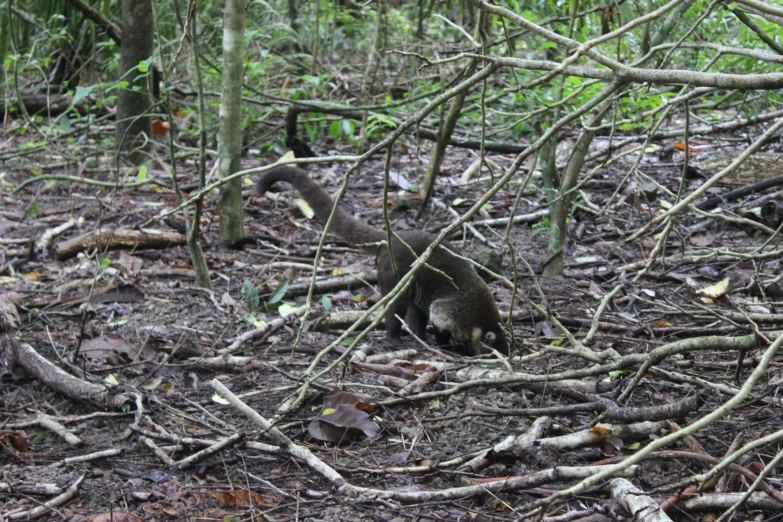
269,279 -> 289,305
243,278 -> 290,312
0,0 -> 779,162
25,201 -> 41,216
532,217 -> 552,237
243,280 -> 260,310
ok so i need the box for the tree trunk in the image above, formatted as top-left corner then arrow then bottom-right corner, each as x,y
542,96 -> 616,278
115,0 -> 153,165
217,0 -> 247,243
416,11 -> 488,218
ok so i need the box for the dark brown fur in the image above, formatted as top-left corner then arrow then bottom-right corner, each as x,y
257,166 -> 508,355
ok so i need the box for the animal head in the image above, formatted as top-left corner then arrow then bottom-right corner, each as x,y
430,299 -> 509,356
474,325 -> 509,355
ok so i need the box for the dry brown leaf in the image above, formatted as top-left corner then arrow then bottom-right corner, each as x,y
89,513 -> 144,522
691,234 -> 715,247
0,293 -> 21,330
80,335 -> 155,366
591,423 -> 612,434
698,277 -> 730,299
193,490 -> 268,507
308,403 -> 381,442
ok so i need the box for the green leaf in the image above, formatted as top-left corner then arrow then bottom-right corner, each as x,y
329,120 -> 342,138
60,114 -> 72,133
269,279 -> 289,304
99,257 -> 111,269
25,201 -> 41,216
243,280 -> 260,309
136,165 -> 147,183
138,58 -> 152,73
321,294 -> 333,311
71,85 -> 94,106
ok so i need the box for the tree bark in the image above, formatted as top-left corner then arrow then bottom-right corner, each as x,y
543,96 -> 615,277
417,11 -> 489,218
217,0 -> 247,242
115,0 -> 153,165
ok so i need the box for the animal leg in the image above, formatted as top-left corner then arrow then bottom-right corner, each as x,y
434,328 -> 452,347
385,301 -> 408,345
404,306 -> 428,339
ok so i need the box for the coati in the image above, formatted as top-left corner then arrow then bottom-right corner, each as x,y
256,166 -> 509,356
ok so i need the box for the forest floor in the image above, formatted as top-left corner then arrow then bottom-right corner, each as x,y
2,129 -> 783,521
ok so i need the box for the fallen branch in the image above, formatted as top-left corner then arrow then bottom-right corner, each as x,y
696,172 -> 783,211
3,474 -> 84,520
312,310 -> 383,331
220,304 -> 307,354
56,227 -> 186,260
34,218 -> 80,256
610,478 -> 672,522
678,492 -> 783,511
211,378 -> 638,504
2,334 -> 127,409
461,416 -> 553,473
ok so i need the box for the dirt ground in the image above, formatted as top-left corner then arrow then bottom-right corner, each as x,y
2,131 -> 783,521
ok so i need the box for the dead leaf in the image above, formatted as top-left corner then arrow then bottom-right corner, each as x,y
0,293 -> 21,330
599,436 -> 624,456
116,252 -> 144,274
691,234 -> 715,247
0,220 -> 19,235
323,389 -> 374,412
152,119 -> 170,136
591,423 -> 612,434
352,361 -> 417,379
89,513 -> 144,522
308,403 -> 381,442
141,376 -> 164,390
80,335 -> 155,366
589,281 -> 604,296
0,430 -> 29,453
534,321 -> 555,336
388,170 -> 411,190
92,284 -> 145,304
698,277 -> 730,299
193,490 -> 268,507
